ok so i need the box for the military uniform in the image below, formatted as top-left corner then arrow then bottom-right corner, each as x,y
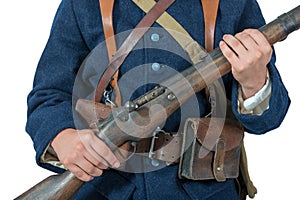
26,0 -> 290,199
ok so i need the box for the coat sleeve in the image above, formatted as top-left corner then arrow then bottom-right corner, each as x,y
26,0 -> 90,173
230,0 -> 291,134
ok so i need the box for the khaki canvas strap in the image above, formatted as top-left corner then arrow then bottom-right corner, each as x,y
134,0 -> 220,113
132,0 -> 206,65
133,0 -> 219,59
240,141 -> 258,198
94,0 -> 175,103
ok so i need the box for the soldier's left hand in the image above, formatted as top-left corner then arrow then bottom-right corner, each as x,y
219,29 -> 272,99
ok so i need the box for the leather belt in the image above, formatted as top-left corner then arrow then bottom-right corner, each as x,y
118,131 -> 183,165
136,131 -> 182,164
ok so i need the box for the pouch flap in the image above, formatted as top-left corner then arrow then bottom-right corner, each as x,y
193,117 -> 244,152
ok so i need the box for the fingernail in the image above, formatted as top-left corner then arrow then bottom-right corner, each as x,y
223,34 -> 230,40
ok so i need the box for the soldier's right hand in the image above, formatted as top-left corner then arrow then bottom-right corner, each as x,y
51,128 -> 120,182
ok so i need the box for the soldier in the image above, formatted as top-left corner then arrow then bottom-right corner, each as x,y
26,0 -> 290,199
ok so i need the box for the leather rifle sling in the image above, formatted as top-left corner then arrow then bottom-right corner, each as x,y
99,0 -> 116,60
99,0 -> 122,107
94,0 -> 175,103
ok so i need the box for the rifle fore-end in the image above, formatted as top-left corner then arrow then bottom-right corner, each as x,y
16,5 -> 300,200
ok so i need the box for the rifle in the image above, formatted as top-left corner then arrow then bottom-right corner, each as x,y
16,5 -> 300,200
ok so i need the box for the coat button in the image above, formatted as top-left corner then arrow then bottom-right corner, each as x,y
151,63 -> 161,71
151,33 -> 160,42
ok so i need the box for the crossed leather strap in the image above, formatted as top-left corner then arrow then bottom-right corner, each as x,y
99,0 -> 121,106
96,0 -> 218,104
95,0 -> 176,104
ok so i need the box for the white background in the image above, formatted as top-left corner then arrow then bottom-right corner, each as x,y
0,0 -> 299,199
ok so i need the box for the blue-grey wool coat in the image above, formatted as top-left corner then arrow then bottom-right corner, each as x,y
26,0 -> 290,199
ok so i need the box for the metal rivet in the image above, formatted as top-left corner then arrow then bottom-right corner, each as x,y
125,101 -> 138,111
151,159 -> 160,167
217,167 -> 222,172
151,33 -> 160,42
151,62 -> 161,71
167,93 -> 176,101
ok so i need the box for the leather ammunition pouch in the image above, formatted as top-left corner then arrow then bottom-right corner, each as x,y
178,117 -> 244,182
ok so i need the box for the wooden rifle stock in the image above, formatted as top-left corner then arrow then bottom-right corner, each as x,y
15,171 -> 83,200
16,6 -> 300,200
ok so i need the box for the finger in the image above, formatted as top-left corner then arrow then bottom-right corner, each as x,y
90,139 -> 120,168
243,29 -> 270,47
219,40 -> 239,66
76,129 -> 120,168
235,31 -> 259,53
80,134 -> 119,168
67,164 -> 94,182
76,130 -> 112,168
243,29 -> 272,55
83,150 -> 109,170
76,155 -> 104,177
65,140 -> 104,177
222,34 -> 247,56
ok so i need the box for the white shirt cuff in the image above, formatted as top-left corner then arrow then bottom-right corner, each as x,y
238,71 -> 271,115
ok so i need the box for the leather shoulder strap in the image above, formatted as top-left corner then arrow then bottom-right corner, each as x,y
99,0 -> 123,106
99,0 -> 116,60
201,0 -> 220,52
94,0 -> 175,103
201,0 -> 220,113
